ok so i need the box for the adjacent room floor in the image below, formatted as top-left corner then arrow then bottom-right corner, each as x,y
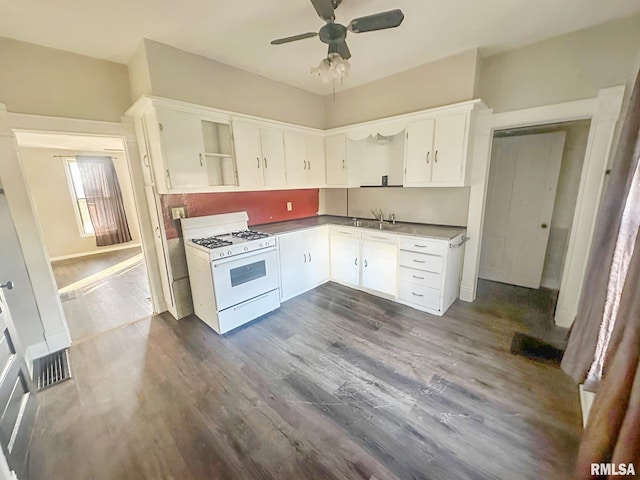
51,246 -> 153,343
28,279 -> 581,480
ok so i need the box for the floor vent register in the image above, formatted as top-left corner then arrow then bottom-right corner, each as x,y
34,349 -> 72,391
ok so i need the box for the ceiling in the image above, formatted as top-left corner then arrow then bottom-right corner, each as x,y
2,0 -> 640,95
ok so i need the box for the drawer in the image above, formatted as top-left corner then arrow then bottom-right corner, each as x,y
398,266 -> 442,290
330,226 -> 361,239
361,231 -> 398,245
399,250 -> 442,273
399,237 -> 445,256
397,281 -> 440,311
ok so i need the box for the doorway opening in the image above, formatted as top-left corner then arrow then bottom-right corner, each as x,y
13,132 -> 153,343
477,119 -> 591,341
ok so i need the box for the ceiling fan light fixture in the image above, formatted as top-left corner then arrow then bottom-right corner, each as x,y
310,52 -> 350,84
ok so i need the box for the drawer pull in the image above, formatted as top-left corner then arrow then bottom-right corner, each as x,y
412,275 -> 425,280
412,292 -> 424,297
413,259 -> 426,264
414,244 -> 427,248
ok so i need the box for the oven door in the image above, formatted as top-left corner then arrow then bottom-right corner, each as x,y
211,248 -> 280,311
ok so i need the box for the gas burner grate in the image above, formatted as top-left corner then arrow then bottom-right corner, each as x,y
231,230 -> 270,240
192,236 -> 234,249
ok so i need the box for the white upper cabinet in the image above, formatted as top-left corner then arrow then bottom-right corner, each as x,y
135,104 -> 237,193
234,122 -> 287,188
284,131 -> 307,186
325,134 -> 347,186
233,121 -> 264,188
404,112 -> 469,187
305,133 -> 326,187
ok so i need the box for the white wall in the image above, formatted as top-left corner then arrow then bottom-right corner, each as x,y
131,39 -> 326,129
20,148 -> 141,259
478,14 -> 640,114
324,49 -> 479,128
345,187 -> 470,227
0,36 -> 131,121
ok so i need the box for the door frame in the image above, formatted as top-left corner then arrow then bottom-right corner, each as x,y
461,85 -> 626,328
0,106 -> 165,358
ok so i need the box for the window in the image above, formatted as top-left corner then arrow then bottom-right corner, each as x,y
65,158 -> 95,236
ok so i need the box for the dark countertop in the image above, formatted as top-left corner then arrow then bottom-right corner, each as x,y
253,215 -> 466,241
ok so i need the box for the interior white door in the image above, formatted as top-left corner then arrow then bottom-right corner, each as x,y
479,132 -> 566,288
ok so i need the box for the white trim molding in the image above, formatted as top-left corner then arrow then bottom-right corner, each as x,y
461,86 -> 626,329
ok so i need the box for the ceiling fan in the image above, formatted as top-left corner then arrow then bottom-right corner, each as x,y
270,0 -> 405,61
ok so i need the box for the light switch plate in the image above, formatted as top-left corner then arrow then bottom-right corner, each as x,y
171,207 -> 186,220
286,202 -> 292,211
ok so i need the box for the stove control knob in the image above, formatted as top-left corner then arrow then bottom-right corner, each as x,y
259,242 -> 264,247
244,246 -> 248,251
219,252 -> 224,257
227,250 -> 232,255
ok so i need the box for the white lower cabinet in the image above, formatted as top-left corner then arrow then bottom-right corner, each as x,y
329,228 -> 360,287
396,234 -> 464,315
278,227 -> 329,301
279,224 -> 463,316
360,232 -> 398,297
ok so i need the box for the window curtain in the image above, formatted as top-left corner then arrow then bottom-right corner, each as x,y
560,71 -> 640,478
76,156 -> 132,247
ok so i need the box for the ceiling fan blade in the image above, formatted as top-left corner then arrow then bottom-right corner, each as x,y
310,0 -> 335,21
270,32 -> 318,45
328,40 -> 351,60
348,9 -> 405,33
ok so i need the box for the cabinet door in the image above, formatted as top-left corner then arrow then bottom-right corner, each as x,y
325,134 -> 347,186
307,228 -> 329,286
431,113 -> 467,184
278,232 -> 308,299
305,134 -> 326,186
260,127 -> 287,187
361,240 -> 398,296
404,119 -> 434,186
233,122 -> 264,187
284,131 -> 307,187
157,108 -> 208,188
330,235 -> 360,286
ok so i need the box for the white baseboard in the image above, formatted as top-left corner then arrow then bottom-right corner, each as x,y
24,331 -> 72,374
49,243 -> 141,262
554,305 -> 575,328
579,384 -> 595,427
459,283 -> 476,302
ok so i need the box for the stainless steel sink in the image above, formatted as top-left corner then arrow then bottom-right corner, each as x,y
362,221 -> 400,230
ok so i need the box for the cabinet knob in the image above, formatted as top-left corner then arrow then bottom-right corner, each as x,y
434,150 -> 439,163
541,223 -> 548,229
425,151 -> 430,164
256,157 -> 260,169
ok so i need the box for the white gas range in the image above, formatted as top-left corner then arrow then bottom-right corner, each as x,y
182,212 -> 280,334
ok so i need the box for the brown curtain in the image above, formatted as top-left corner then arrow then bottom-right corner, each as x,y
561,71 -> 640,478
76,156 -> 132,247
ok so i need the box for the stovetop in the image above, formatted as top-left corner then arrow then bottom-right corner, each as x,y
188,229 -> 276,259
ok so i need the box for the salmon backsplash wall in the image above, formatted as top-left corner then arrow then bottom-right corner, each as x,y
161,189 -> 320,239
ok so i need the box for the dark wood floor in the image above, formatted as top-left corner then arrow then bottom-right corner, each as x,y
51,247 -> 152,342
28,281 -> 581,480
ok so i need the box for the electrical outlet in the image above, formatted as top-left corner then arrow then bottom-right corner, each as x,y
171,207 -> 186,220
286,201 -> 292,211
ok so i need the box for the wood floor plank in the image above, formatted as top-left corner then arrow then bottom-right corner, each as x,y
28,277 -> 581,479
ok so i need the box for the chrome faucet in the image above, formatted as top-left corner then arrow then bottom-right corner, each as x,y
370,209 -> 385,222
